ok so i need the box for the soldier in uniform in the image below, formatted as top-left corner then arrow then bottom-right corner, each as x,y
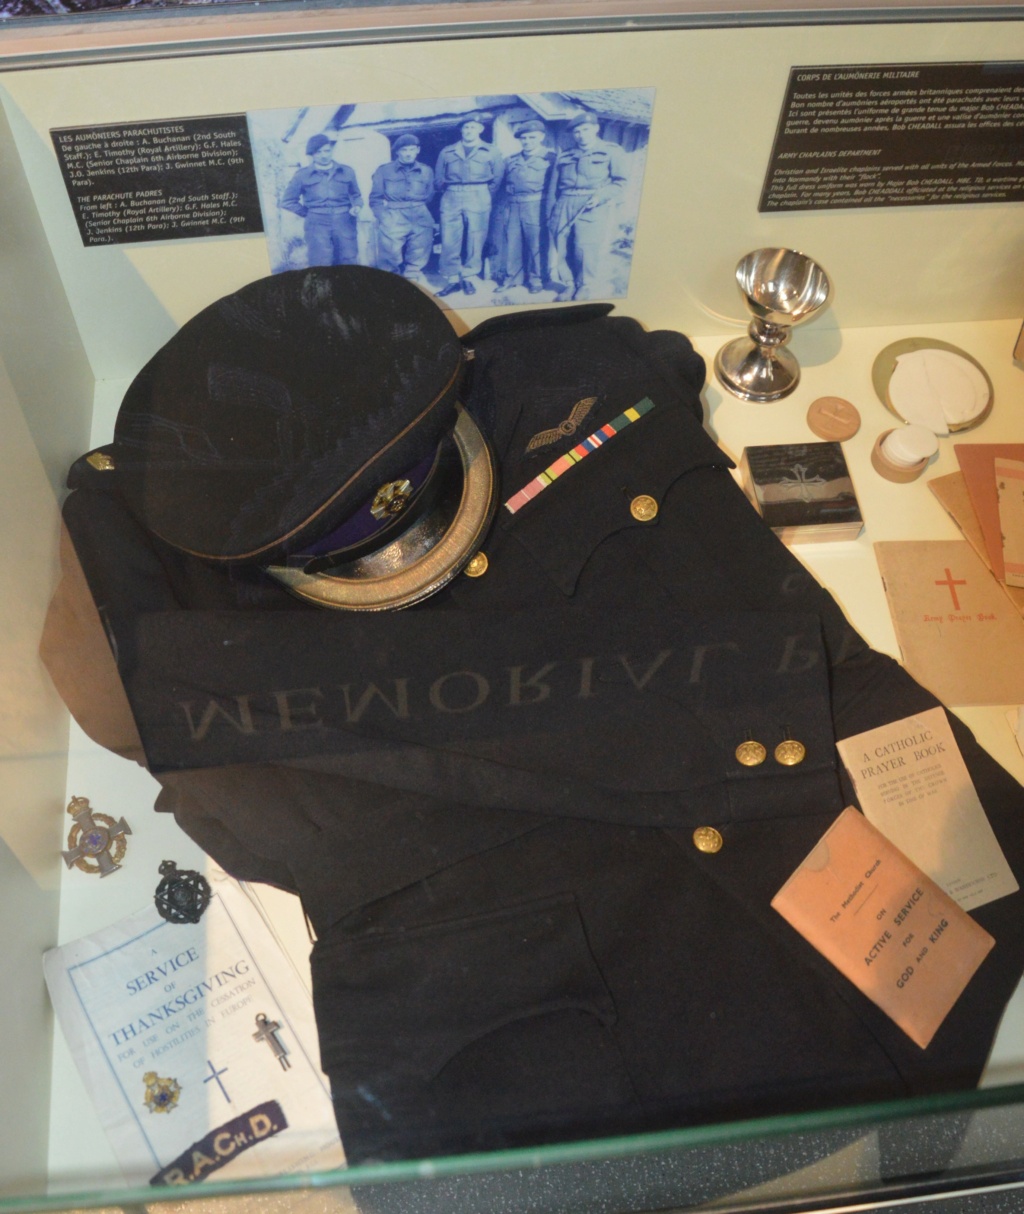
281,133 -> 363,268
434,112 -> 505,297
368,134 -> 435,284
496,119 -> 554,294
547,112 -> 628,300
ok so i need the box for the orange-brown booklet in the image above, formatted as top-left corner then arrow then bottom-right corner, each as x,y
955,444 -> 1024,582
929,472 -> 1024,619
772,808 -> 994,1048
996,458 -> 1024,590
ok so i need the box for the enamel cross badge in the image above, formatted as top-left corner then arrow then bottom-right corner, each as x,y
62,796 -> 131,877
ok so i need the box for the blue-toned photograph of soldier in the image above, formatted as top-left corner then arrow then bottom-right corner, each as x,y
280,133 -> 363,268
248,89 -> 653,307
434,111 -> 504,297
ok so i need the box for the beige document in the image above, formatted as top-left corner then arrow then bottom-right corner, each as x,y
836,707 -> 1017,912
874,540 -> 1024,705
773,808 -> 994,1049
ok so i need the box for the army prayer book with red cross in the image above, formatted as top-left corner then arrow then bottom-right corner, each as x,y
874,540 -> 1024,706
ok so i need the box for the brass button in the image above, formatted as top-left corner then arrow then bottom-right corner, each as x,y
735,740 -> 767,767
86,451 -> 115,471
630,494 -> 658,522
693,826 -> 723,854
464,552 -> 489,578
775,739 -> 806,766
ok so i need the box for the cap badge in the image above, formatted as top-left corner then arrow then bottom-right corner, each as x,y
370,479 -> 414,521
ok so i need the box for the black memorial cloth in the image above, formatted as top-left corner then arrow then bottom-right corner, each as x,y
54,308 -> 1024,1164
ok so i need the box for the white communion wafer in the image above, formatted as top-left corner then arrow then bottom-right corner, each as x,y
881,425 -> 939,468
889,348 -> 989,434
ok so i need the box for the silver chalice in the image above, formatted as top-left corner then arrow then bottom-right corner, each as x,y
714,247 -> 831,402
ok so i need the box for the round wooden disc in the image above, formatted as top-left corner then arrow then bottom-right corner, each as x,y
806,396 -> 861,441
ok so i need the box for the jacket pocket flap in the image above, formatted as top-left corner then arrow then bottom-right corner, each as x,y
312,893 -> 615,1082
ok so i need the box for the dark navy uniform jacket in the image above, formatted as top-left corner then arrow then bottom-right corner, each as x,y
51,306 -> 1024,1165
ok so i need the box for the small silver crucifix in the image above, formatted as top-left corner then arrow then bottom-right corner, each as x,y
253,1012 -> 290,1070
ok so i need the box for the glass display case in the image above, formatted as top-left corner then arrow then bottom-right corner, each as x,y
2,4 -> 1024,1211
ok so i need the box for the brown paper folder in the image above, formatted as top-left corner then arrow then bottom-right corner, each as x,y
928,473 -> 1024,619
955,444 -> 1024,582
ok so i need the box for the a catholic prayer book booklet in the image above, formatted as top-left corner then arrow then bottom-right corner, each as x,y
772,808 -> 994,1049
874,540 -> 1024,706
740,441 -> 863,544
43,873 -> 345,1186
836,707 -> 1017,912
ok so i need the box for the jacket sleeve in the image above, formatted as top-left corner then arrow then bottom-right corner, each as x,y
280,167 -> 308,217
368,165 -> 386,215
344,165 -> 363,210
488,147 -> 506,198
434,147 -> 449,189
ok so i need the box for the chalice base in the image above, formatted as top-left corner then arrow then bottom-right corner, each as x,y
715,337 -> 801,403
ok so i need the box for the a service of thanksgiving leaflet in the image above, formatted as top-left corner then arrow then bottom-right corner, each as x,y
43,874 -> 344,1185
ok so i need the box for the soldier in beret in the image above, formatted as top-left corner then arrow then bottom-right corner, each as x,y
434,112 -> 505,297
547,112 -> 627,300
281,133 -> 363,268
496,119 -> 554,294
369,134 -> 436,284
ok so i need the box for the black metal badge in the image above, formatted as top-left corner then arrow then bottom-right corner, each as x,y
154,860 -> 211,924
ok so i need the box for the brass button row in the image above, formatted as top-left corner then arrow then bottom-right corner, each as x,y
735,738 -> 806,767
695,738 -> 808,856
